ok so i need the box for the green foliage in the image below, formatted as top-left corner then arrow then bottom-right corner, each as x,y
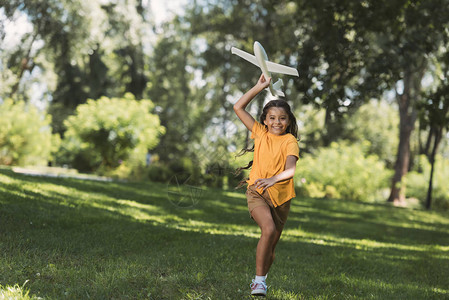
2,0 -> 153,134
187,0 -> 449,201
146,153 -> 245,190
146,19 -> 212,166
295,104 -> 326,153
59,94 -> 165,175
0,99 -> 60,166
4,0 -> 449,197
342,100 -> 399,166
406,155 -> 449,209
147,162 -> 174,183
295,141 -> 392,202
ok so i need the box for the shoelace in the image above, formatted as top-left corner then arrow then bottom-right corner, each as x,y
250,279 -> 267,290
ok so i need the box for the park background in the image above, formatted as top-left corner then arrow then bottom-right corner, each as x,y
1,0 -> 449,299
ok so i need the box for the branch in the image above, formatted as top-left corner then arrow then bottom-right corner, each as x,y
9,31 -> 39,99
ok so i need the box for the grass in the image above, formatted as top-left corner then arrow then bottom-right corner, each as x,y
0,167 -> 448,299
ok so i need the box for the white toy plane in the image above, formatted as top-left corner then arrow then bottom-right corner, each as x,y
231,41 -> 299,97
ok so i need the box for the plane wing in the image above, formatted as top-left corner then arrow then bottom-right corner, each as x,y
266,61 -> 299,76
231,47 -> 299,76
231,47 -> 258,66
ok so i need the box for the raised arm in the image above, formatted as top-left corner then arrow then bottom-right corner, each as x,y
233,74 -> 271,131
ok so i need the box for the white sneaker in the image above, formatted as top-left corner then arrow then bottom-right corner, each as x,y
250,279 -> 267,296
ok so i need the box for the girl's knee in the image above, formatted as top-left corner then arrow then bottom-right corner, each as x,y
261,224 -> 277,239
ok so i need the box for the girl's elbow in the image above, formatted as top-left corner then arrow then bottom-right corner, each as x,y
233,104 -> 244,115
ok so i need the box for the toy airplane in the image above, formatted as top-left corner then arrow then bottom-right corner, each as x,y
231,41 -> 299,97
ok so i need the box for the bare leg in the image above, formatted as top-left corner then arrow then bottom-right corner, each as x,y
265,228 -> 283,273
251,206 -> 284,276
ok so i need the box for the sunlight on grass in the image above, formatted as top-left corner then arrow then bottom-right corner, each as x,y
221,190 -> 246,198
108,198 -> 259,238
0,172 -> 19,185
291,203 -> 449,234
116,199 -> 158,210
0,186 -> 29,201
208,198 -> 248,212
20,182 -> 78,203
292,205 -> 360,220
338,275 -> 449,297
432,287 -> 449,297
0,281 -> 40,300
1,168 -> 449,299
41,190 -> 261,239
381,219 -> 449,234
284,226 -> 448,252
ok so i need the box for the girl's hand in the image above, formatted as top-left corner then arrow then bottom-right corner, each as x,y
255,74 -> 271,91
254,177 -> 276,191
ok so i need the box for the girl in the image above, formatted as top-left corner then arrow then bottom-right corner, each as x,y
234,74 -> 299,296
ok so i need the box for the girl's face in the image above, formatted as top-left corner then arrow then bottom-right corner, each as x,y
263,107 -> 290,135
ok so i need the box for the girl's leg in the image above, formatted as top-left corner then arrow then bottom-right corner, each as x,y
265,228 -> 283,272
251,206 -> 282,275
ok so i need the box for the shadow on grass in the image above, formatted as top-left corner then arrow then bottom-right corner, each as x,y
287,207 -> 449,246
0,168 -> 448,299
294,197 -> 449,233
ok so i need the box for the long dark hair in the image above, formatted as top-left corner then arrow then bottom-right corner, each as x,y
235,99 -> 299,187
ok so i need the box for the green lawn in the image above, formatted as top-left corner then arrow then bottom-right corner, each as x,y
0,167 -> 448,299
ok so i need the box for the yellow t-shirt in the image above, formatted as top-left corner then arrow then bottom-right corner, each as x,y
247,121 -> 300,207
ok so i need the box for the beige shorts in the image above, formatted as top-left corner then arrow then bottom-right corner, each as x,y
246,185 -> 291,231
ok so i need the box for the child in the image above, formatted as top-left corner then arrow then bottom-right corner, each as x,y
233,74 -> 299,296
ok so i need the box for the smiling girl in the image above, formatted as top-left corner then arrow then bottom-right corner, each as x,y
233,74 -> 300,296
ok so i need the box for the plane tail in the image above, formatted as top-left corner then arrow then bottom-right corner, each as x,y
270,78 -> 284,97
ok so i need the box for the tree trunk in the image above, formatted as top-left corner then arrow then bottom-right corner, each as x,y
426,126 -> 443,209
388,96 -> 416,202
323,105 -> 342,146
387,68 -> 423,203
323,107 -> 333,146
422,128 -> 434,158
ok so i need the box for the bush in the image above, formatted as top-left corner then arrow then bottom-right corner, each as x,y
147,162 -> 174,183
59,94 -> 165,176
0,99 -> 60,166
406,155 -> 449,209
342,100 -> 398,166
295,141 -> 392,202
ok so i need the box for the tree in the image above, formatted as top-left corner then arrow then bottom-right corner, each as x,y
1,0 -> 154,134
186,0 -> 308,164
292,0 -> 448,203
356,0 -> 449,203
292,0 -> 449,202
146,16 -> 234,174
420,51 -> 449,209
290,0 -> 372,145
0,99 -> 60,166
61,94 -> 165,173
